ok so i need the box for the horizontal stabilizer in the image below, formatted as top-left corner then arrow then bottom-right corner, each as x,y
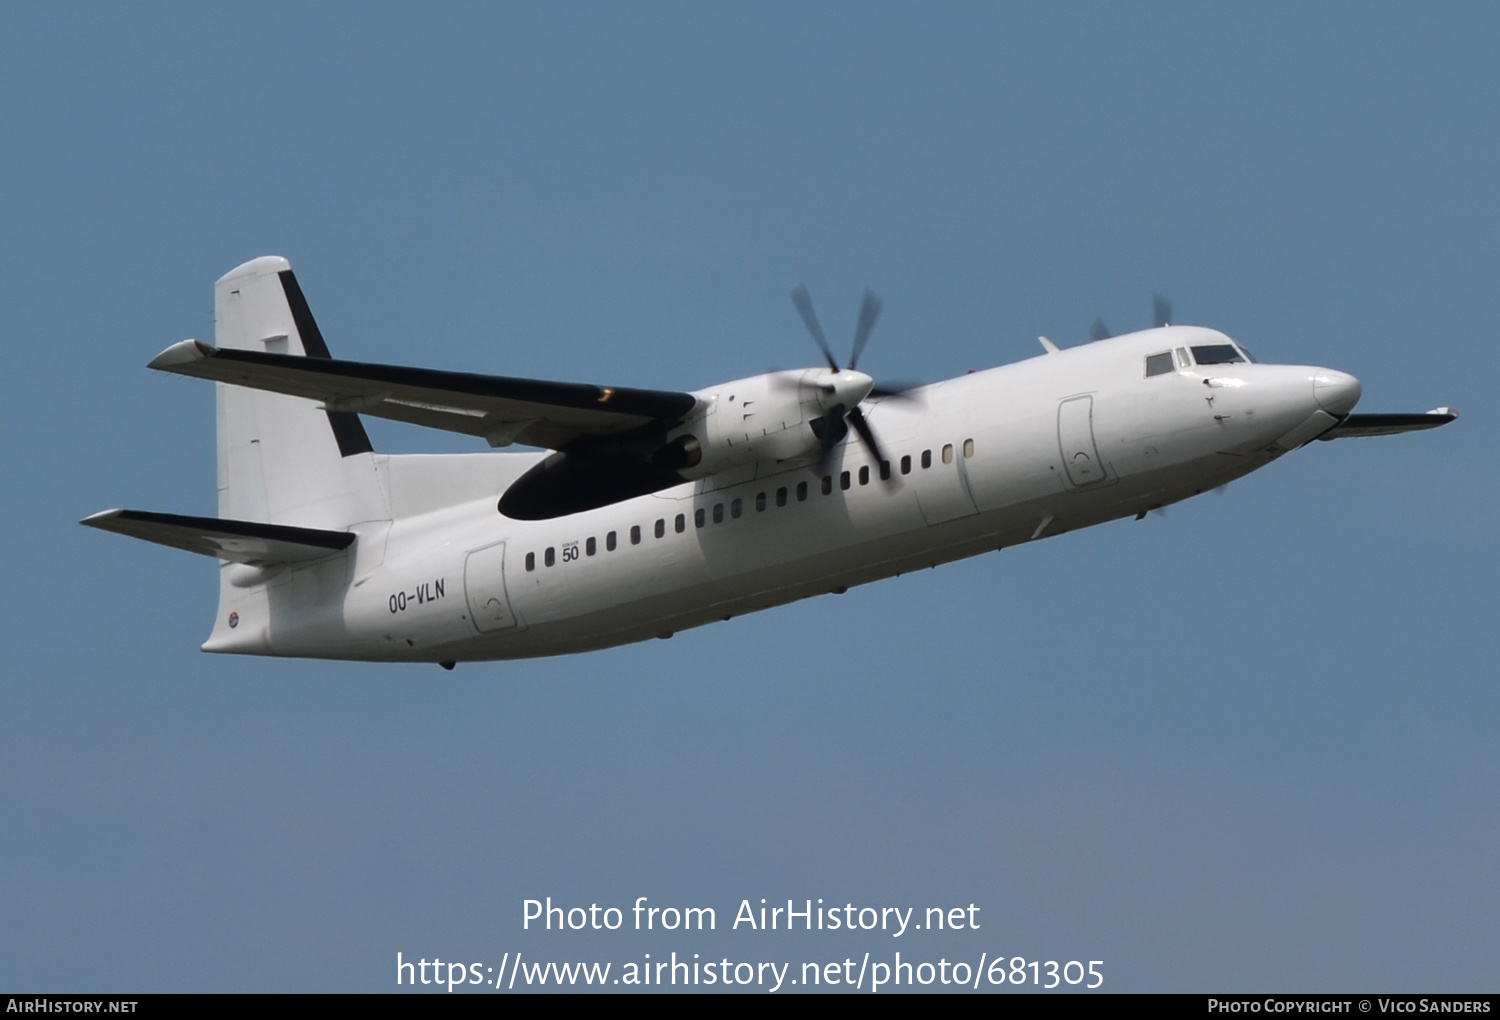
1318,407 -> 1458,440
81,509 -> 354,565
149,339 -> 698,451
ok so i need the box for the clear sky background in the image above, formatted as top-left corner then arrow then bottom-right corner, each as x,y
2,3 -> 1495,993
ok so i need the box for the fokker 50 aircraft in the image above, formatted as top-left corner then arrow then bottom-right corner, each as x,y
85,257 -> 1455,667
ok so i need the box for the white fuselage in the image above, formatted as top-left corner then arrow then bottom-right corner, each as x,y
202,326 -> 1358,662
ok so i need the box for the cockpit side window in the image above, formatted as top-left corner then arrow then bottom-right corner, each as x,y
1145,352 -> 1175,377
1190,344 -> 1245,365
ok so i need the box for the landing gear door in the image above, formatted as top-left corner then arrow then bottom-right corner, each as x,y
1058,395 -> 1107,487
464,542 -> 521,633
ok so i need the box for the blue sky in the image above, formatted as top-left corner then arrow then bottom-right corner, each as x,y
2,3 -> 1495,992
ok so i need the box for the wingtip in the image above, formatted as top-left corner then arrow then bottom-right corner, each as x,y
148,338 -> 213,371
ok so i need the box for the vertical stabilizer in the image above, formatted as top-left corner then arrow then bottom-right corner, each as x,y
214,256 -> 388,529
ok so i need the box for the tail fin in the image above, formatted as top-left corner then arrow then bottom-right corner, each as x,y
214,257 -> 389,528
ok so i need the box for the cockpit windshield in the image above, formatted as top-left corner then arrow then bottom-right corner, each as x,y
1190,344 -> 1246,365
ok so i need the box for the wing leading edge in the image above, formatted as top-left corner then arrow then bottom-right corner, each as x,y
148,339 -> 700,451
1318,408 -> 1458,440
81,509 -> 354,565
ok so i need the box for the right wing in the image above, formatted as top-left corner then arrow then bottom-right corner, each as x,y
81,509 -> 354,565
1318,407 -> 1458,440
148,339 -> 701,450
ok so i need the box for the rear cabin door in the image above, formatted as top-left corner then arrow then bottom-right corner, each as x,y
464,541 -> 520,632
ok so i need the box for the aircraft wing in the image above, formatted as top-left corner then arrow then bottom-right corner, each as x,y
148,339 -> 700,450
81,509 -> 354,565
1317,407 -> 1458,440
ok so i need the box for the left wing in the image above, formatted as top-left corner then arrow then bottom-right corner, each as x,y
1318,407 -> 1458,440
149,339 -> 700,450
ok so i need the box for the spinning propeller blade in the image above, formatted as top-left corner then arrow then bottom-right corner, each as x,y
789,285 -> 904,485
1090,295 -> 1174,340
846,406 -> 888,468
848,288 -> 882,370
790,285 -> 840,372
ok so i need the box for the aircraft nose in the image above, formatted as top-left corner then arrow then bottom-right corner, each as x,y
1313,370 -> 1362,416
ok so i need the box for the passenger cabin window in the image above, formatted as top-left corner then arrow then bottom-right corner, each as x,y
821,475 -> 833,495
942,444 -> 954,464
840,470 -> 851,490
695,508 -> 706,528
963,438 -> 974,459
655,518 -> 665,539
525,552 -> 536,572
730,498 -> 742,518
630,525 -> 641,546
901,454 -> 912,475
776,486 -> 788,507
607,531 -> 617,552
545,547 -> 556,567
797,481 -> 808,501
586,537 -> 596,556
921,450 -> 932,469
1191,344 -> 1245,365
859,465 -> 869,486
713,503 -> 724,524
1145,351 -> 1175,376
675,513 -> 685,533
880,460 -> 891,480
756,492 -> 767,512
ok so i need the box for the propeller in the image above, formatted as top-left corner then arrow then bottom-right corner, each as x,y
1152,294 -> 1173,328
790,284 -> 840,372
1089,294 -> 1174,341
789,285 -> 909,482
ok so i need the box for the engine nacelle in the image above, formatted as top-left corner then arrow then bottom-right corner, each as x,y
662,370 -> 828,479
499,368 -> 874,519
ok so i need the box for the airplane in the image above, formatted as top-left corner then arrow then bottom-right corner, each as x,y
83,256 -> 1456,668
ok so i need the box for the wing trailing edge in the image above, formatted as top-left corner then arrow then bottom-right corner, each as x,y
81,509 -> 354,565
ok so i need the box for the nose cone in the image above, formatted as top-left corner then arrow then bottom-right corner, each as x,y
1313,370 -> 1362,416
